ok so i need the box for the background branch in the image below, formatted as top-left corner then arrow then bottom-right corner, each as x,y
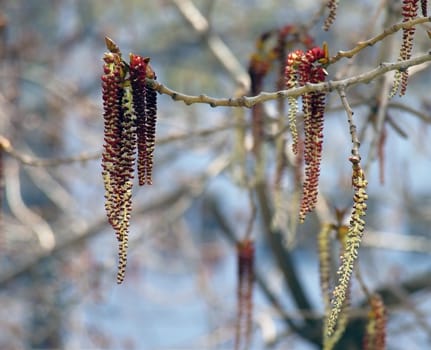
171,0 -> 250,90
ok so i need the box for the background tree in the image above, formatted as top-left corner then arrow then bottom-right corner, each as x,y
1,0 -> 431,349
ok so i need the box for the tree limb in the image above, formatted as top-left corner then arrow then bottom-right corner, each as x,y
148,52 -> 431,107
329,16 -> 431,63
0,186 -> 189,287
171,0 -> 250,89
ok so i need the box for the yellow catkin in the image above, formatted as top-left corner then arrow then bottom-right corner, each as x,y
321,223 -> 350,350
115,86 -> 136,283
287,96 -> 299,155
318,223 -> 333,313
326,164 -> 368,337
389,70 -> 402,98
324,302 -> 349,350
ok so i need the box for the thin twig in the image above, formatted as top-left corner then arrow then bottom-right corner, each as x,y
4,160 -> 56,251
157,122 -> 245,145
329,16 -> 431,64
0,122 -> 241,167
0,136 -> 100,166
388,101 -> 431,123
0,184 -> 195,287
354,263 -> 372,300
305,1 -> 329,31
243,189 -> 257,240
338,87 -> 361,158
148,52 -> 431,107
364,73 -> 392,175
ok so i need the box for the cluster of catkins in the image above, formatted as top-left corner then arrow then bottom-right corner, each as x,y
284,45 -> 328,223
101,38 -> 157,284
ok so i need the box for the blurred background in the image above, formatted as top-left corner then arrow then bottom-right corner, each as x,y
1,0 -> 431,349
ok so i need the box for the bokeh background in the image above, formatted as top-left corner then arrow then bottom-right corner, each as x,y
1,1 -> 431,349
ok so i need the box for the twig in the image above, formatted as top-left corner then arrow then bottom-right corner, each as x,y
0,136 -> 100,166
363,230 -> 431,253
354,263 -> 372,300
0,122 -> 241,167
148,52 -> 431,107
4,160 -> 55,251
388,101 -> 431,123
243,189 -> 257,240
364,73 -> 391,175
0,185 -> 192,287
329,16 -> 431,64
338,88 -> 360,158
386,285 -> 431,336
305,1 -> 330,31
157,122 -> 245,145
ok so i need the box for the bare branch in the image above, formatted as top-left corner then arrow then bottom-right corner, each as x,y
171,0 -> 250,89
0,185 -> 190,287
338,88 -> 362,159
148,52 -> 431,107
0,136 -> 100,166
329,16 -> 431,63
0,122 -> 241,167
388,101 -> 431,123
4,160 -> 56,251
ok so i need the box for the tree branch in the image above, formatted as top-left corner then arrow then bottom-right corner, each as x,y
148,52 -> 431,107
254,182 -> 321,337
0,135 -> 100,166
0,186 -> 189,287
329,16 -> 431,63
3,55 -> 430,168
171,0 -> 250,89
338,87 -> 361,159
0,122 -> 241,167
388,101 -> 431,123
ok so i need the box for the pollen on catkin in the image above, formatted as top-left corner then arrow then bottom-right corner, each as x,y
326,161 -> 368,336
